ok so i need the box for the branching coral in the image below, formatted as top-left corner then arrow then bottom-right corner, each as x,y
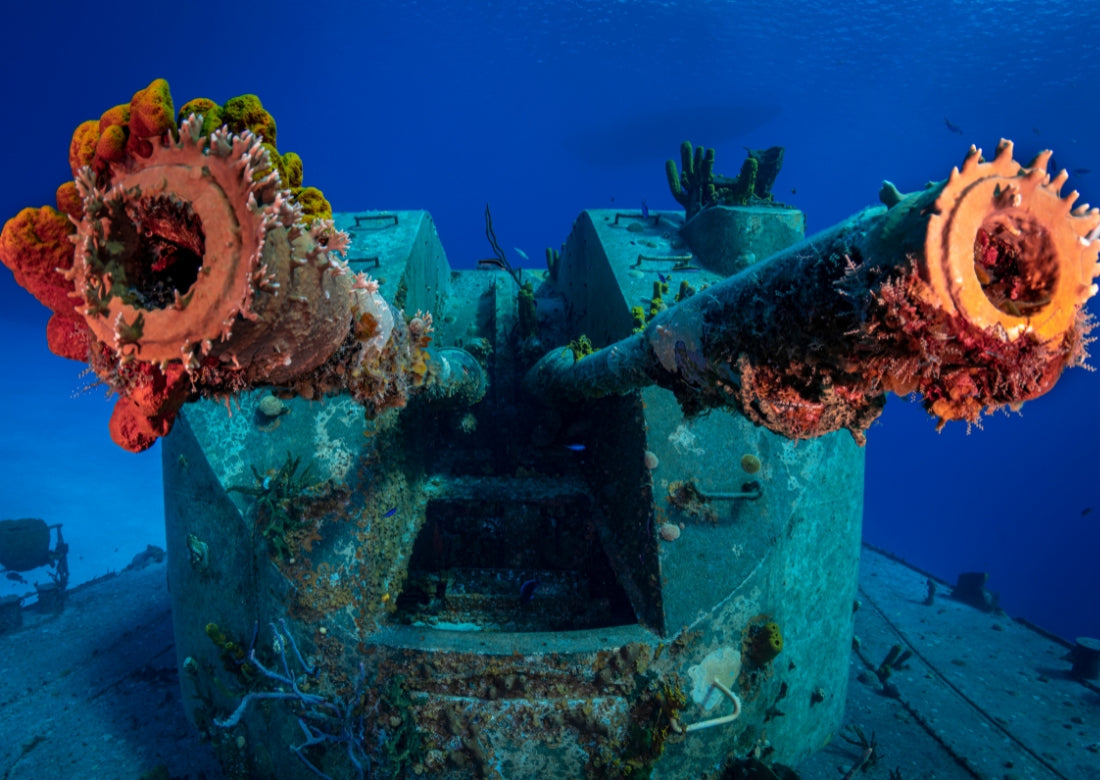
213,619 -> 375,779
227,453 -> 319,560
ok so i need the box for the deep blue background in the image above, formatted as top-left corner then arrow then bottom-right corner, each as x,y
1,0 -> 1097,639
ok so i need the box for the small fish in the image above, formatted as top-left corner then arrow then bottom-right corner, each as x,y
641,199 -> 650,220
383,506 -> 398,518
519,578 -> 541,603
262,476 -> 273,490
563,443 -> 586,452
790,187 -> 797,195
5,571 -> 27,584
1073,168 -> 1091,176
657,272 -> 669,285
944,118 -> 964,135
1082,507 -> 1093,517
514,247 -> 529,262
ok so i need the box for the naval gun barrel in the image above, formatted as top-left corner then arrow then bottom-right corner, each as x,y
0,80 -> 485,452
526,141 -> 1100,443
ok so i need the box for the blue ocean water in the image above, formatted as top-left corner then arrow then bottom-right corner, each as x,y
0,0 -> 1096,649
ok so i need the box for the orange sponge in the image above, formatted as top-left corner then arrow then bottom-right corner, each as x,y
0,205 -> 75,314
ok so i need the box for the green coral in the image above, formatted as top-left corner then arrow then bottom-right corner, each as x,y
379,676 -> 423,774
665,141 -> 715,220
665,141 -> 786,220
175,91 -> 331,219
205,622 -> 256,683
726,156 -> 759,206
259,142 -> 287,185
115,311 -> 145,354
295,186 -> 333,225
220,94 -> 277,143
282,151 -> 304,188
227,452 -> 317,559
674,279 -> 695,302
649,279 -> 670,319
127,78 -> 176,141
631,278 -> 690,332
747,620 -> 784,665
564,334 -> 595,361
176,97 -> 223,136
747,145 -> 785,199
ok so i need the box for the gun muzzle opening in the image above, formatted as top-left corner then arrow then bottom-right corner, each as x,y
973,213 -> 1058,319
97,193 -> 207,311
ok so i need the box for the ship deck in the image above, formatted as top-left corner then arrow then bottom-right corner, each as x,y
0,545 -> 1096,779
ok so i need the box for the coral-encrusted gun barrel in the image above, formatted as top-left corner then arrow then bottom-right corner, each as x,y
0,80 -> 479,452
527,141 -> 1100,442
